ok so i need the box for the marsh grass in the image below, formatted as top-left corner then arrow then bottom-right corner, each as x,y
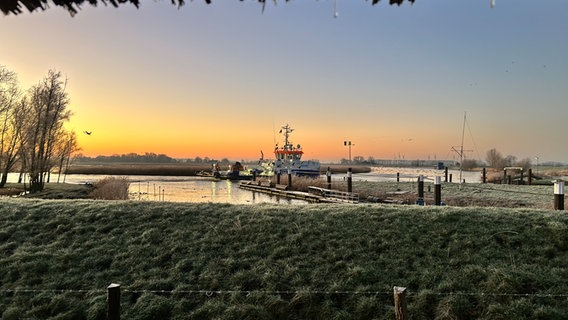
64,163 -> 213,176
89,177 -> 130,200
1,200 -> 568,319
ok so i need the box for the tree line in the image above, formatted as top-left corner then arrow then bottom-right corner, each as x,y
0,65 -> 77,192
340,149 -> 537,171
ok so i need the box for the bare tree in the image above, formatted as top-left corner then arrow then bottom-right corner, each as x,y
54,130 -> 80,183
0,65 -> 24,187
485,148 -> 505,170
21,70 -> 72,192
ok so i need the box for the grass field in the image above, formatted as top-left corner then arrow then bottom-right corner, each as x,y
1,199 -> 568,319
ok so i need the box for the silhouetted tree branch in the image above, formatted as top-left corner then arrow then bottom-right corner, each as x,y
1,0 -> 415,16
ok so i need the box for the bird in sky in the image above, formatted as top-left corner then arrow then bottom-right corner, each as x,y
84,131 -> 92,135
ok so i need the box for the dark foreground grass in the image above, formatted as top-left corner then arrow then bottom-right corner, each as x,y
1,200 -> 568,319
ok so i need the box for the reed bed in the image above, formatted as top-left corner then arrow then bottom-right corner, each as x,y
64,163 -> 371,176
64,163 -> 213,176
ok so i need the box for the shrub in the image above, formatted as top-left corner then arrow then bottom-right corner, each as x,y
89,177 -> 130,200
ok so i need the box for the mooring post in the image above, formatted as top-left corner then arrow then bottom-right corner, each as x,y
554,180 -> 564,210
252,170 -> 256,181
326,167 -> 332,189
503,169 -> 507,184
347,168 -> 353,193
482,168 -> 487,183
393,286 -> 408,320
444,167 -> 448,182
276,172 -> 281,184
520,169 -> 524,185
396,172 -> 400,182
528,168 -> 532,185
434,176 -> 441,206
418,175 -> 424,198
107,283 -> 121,320
449,173 -> 453,183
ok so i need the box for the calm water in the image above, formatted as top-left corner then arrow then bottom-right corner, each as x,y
5,167 -> 480,204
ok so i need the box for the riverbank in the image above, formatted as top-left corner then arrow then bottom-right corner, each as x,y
1,178 -> 558,210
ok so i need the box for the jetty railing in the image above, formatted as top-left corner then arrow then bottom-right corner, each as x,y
307,186 -> 359,203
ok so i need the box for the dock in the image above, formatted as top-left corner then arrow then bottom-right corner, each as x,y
239,181 -> 359,203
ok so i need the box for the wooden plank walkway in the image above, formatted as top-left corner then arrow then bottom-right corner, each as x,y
239,181 -> 358,203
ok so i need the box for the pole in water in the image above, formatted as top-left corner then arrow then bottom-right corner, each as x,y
326,167 -> 332,189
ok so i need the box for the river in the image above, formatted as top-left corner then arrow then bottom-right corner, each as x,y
4,167 -> 480,204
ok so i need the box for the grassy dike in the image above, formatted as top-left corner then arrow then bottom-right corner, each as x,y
1,200 -> 568,319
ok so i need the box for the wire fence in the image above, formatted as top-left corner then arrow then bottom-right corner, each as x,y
3,287 -> 568,299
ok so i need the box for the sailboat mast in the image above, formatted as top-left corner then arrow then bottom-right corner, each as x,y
459,112 -> 466,183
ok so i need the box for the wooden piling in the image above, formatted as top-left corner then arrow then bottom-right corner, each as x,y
107,283 -> 120,320
393,286 -> 408,320
528,168 -> 532,185
326,167 -> 332,189
482,168 -> 486,183
276,172 -> 281,184
449,173 -> 452,183
554,180 -> 564,210
347,168 -> 353,193
444,167 -> 448,182
417,175 -> 424,198
434,176 -> 441,206
287,170 -> 292,189
397,172 -> 400,182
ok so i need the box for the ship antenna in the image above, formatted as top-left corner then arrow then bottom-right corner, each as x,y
272,121 -> 276,147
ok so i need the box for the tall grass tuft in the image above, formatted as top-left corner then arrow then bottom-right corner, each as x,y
90,177 -> 130,200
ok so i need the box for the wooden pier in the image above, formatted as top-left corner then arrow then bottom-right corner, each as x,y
239,181 -> 358,203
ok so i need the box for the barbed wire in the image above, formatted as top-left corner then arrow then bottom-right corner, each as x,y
2,288 -> 568,299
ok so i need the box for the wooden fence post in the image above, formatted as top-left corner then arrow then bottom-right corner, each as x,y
528,168 -> 532,185
449,173 -> 452,183
347,168 -> 353,193
287,169 -> 292,189
444,167 -> 448,183
393,286 -> 408,320
554,180 -> 564,210
326,167 -> 332,189
276,172 -> 281,184
397,172 -> 400,182
482,168 -> 486,183
107,283 -> 121,320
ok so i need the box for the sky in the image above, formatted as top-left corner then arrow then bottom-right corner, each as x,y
1,0 -> 567,163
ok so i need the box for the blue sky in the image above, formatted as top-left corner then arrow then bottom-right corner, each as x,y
1,0 -> 567,163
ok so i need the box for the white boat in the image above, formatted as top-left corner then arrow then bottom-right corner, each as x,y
259,124 -> 320,178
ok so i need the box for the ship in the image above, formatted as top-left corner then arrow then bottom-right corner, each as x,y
260,124 -> 320,178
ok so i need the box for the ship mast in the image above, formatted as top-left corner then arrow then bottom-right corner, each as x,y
281,124 -> 294,150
